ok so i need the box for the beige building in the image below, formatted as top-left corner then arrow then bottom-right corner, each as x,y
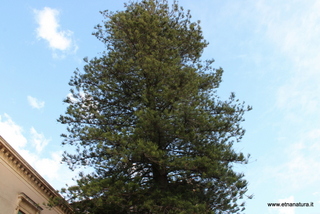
0,135 -> 72,214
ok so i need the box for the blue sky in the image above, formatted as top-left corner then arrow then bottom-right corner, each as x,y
1,1 -> 320,213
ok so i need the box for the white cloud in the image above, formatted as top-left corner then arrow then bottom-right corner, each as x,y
27,96 -> 45,109
0,114 -> 40,175
34,7 -> 76,52
34,151 -> 62,180
0,113 -> 77,188
30,127 -> 50,152
0,114 -> 27,150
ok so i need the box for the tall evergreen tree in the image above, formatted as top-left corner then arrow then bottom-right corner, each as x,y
58,0 -> 252,213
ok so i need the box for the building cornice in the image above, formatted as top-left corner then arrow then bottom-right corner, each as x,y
0,135 -> 73,214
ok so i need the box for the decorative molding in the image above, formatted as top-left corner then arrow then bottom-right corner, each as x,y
0,135 -> 73,214
17,192 -> 43,214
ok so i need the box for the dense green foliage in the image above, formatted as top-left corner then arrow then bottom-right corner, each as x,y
58,0 -> 252,213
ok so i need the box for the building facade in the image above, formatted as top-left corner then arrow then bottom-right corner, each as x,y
0,136 -> 72,214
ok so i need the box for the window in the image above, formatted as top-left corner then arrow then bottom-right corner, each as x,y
17,193 -> 42,214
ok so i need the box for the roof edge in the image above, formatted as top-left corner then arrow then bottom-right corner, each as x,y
0,135 -> 73,214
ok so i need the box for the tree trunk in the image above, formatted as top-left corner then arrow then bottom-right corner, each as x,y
152,163 -> 168,190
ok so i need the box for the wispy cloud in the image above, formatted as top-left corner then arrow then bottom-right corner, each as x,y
0,114 -> 27,149
254,0 -> 320,187
255,0 -> 320,114
267,130 -> 320,191
33,151 -> 63,180
27,95 -> 45,109
34,7 -> 77,54
0,113 -> 76,187
30,127 -> 50,152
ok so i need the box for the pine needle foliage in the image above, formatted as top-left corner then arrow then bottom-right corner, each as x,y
58,0 -> 252,213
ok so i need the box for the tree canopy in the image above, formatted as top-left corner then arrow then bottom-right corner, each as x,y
58,0 -> 252,213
